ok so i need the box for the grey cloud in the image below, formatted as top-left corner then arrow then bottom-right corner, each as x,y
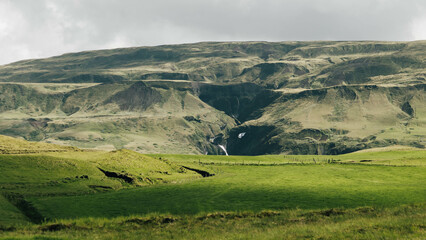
0,0 -> 424,65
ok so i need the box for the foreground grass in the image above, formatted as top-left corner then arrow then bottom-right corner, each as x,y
1,204 -> 424,240
0,142 -> 424,239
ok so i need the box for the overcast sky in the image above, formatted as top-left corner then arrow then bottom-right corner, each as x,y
0,0 -> 425,65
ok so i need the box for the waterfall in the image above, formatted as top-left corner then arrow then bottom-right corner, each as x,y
218,144 -> 229,156
238,132 -> 246,139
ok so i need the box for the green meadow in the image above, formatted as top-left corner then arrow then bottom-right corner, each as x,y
32,164 -> 425,219
151,148 -> 426,166
0,136 -> 425,239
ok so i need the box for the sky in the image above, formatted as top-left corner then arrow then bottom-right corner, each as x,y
0,0 -> 425,65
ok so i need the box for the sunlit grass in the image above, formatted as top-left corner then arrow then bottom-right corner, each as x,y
1,204 -> 424,240
150,148 -> 426,166
30,163 -> 425,219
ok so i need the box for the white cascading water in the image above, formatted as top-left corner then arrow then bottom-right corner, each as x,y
218,144 -> 229,156
238,132 -> 246,139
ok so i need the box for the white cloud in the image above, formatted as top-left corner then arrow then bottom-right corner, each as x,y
0,0 -> 425,65
412,20 -> 426,40
411,12 -> 426,40
0,2 -> 21,37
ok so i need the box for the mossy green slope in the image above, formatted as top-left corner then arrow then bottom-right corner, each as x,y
0,135 -> 201,225
0,134 -> 76,154
0,41 -> 424,154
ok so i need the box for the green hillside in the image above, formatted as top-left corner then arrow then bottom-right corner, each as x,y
0,41 -> 425,154
0,136 -> 202,225
0,134 -> 77,154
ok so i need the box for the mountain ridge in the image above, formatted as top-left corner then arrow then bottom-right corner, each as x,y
0,41 -> 424,154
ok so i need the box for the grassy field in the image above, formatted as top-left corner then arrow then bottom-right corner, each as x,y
30,163 -> 425,220
0,136 -> 424,239
1,204 -> 424,240
151,147 -> 426,166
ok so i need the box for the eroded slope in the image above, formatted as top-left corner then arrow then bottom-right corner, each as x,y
0,41 -> 425,154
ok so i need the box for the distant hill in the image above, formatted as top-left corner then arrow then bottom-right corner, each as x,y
0,134 -> 203,224
0,41 -> 424,154
0,134 -> 77,154
0,134 -> 201,193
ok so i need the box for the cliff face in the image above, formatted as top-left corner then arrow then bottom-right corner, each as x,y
0,41 -> 424,154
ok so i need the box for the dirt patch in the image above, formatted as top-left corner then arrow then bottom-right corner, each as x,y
39,223 -> 88,232
303,208 -> 346,218
88,185 -> 113,190
197,211 -> 282,221
360,160 -> 373,162
98,168 -> 134,183
124,216 -> 177,225
181,166 -> 214,177
183,116 -> 201,123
